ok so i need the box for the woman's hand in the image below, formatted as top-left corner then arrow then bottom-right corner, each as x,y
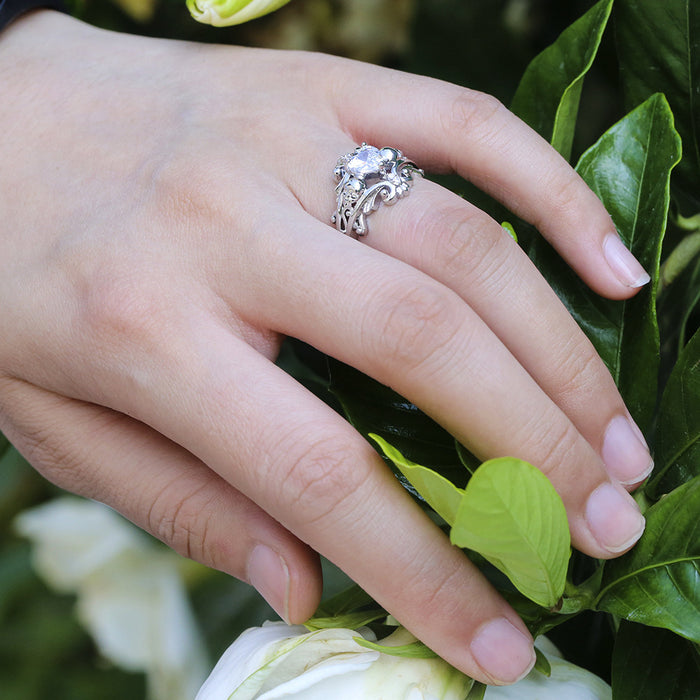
0,11 -> 652,685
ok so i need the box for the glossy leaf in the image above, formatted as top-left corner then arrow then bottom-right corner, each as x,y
313,584 -> 376,618
612,621 -> 700,699
450,458 -> 570,609
529,94 -> 681,430
595,476 -> 700,643
501,590 -> 582,639
328,360 -> 465,488
370,435 -> 465,526
647,328 -> 700,498
679,257 -> 700,352
511,0 -> 613,160
616,0 -> 700,199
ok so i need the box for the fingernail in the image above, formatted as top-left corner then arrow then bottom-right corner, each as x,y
603,234 -> 651,288
586,482 -> 646,553
470,618 -> 536,685
602,414 -> 654,485
247,545 -> 290,623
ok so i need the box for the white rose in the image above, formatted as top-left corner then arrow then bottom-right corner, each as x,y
196,622 -> 473,700
196,622 -> 612,700
16,497 -> 209,700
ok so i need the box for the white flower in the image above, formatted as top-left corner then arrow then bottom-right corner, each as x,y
485,637 -> 612,699
196,622 -> 612,700
15,497 -> 209,700
196,622 -> 473,700
186,0 -> 292,27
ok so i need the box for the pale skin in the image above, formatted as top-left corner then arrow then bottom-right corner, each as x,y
0,10 -> 654,685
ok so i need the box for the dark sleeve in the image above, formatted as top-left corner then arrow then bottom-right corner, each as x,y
0,0 -> 67,32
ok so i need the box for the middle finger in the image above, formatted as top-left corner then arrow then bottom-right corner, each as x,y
357,177 -> 653,489
223,198 -> 645,559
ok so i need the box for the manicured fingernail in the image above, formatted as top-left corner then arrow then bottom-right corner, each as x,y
602,414 -> 654,485
603,234 -> 651,288
247,545 -> 290,623
470,618 -> 536,685
586,482 -> 646,553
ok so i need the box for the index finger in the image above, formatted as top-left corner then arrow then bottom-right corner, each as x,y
84,320 -> 538,686
327,61 -> 650,299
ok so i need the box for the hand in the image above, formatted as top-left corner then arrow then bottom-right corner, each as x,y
0,11 -> 652,685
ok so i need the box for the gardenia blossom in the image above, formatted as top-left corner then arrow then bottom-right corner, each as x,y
196,622 -> 612,700
15,497 -> 209,700
187,0 -> 291,27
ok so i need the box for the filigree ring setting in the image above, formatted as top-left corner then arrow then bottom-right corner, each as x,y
331,143 -> 423,238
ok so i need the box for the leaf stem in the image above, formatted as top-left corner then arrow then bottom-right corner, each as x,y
673,211 -> 700,231
562,566 -> 604,612
659,213 -> 700,291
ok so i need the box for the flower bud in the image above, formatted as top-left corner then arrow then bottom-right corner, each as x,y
186,0 -> 291,27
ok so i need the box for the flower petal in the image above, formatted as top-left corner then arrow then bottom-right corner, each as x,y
186,0 -> 292,27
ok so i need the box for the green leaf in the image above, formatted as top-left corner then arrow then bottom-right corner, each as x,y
534,646 -> 552,677
304,609 -> 387,632
328,360 -> 465,490
595,476 -> 700,643
312,584 -> 376,618
647,328 -> 700,498
529,94 -> 681,430
466,681 -> 487,700
511,0 -> 613,160
450,458 -> 570,609
455,440 -> 480,476
369,434 -> 465,526
500,590 -> 583,638
616,0 -> 700,199
352,636 -> 438,659
678,258 -> 700,351
501,221 -> 518,242
612,621 -> 700,699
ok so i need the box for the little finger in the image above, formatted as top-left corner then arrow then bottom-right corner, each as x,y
0,377 -> 322,623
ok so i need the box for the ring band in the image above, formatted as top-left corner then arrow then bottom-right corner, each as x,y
331,143 -> 423,238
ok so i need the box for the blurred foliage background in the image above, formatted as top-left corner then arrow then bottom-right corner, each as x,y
1,1 -> 622,697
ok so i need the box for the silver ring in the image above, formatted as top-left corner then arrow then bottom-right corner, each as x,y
331,143 -> 423,238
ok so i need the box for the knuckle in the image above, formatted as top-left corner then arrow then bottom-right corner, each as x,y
428,206 -> 507,285
541,169 -> 585,223
275,434 -> 370,527
9,406 -> 116,496
388,542 -> 468,620
367,282 -> 464,375
146,479 -> 218,563
527,414 -> 582,480
549,339 -> 602,403
153,154 -> 227,228
440,90 -> 506,140
19,425 -> 86,490
414,554 -> 465,614
80,269 -> 171,350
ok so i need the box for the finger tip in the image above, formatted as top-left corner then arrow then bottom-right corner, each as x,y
469,617 -> 536,685
602,234 -> 651,294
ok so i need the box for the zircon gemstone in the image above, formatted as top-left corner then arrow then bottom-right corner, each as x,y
346,145 -> 385,178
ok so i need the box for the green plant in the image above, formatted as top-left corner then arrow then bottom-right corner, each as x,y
321,1 -> 700,696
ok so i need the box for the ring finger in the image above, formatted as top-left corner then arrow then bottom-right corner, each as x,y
221,190 -> 646,559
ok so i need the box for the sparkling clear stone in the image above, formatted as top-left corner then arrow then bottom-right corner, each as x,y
346,146 -> 384,177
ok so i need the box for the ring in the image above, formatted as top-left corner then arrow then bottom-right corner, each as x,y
331,143 -> 423,238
